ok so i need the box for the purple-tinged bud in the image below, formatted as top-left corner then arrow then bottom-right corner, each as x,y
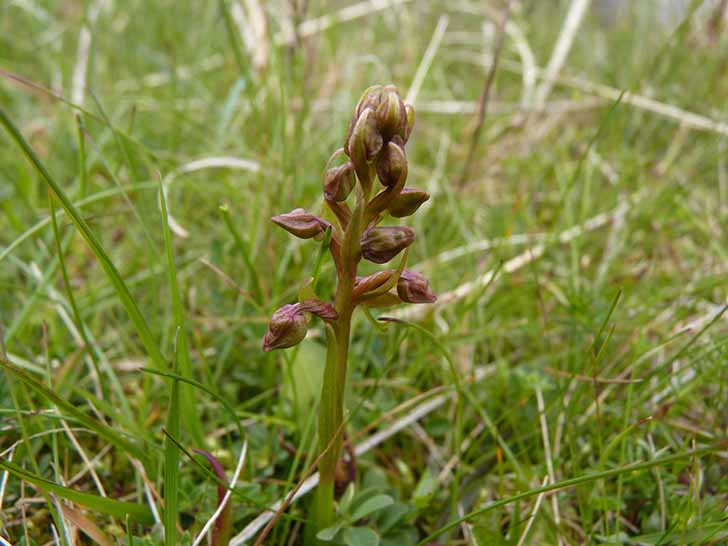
353,270 -> 395,298
375,141 -> 407,188
388,187 -> 430,218
360,225 -> 415,264
404,104 -> 415,141
389,134 -> 406,149
375,85 -> 407,139
354,85 -> 384,118
262,304 -> 307,352
272,208 -> 330,239
323,161 -> 356,202
347,108 -> 383,163
261,299 -> 337,352
397,270 -> 436,304
298,300 -> 338,321
346,108 -> 382,192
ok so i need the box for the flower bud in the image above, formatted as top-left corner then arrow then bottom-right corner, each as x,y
347,108 -> 383,163
353,270 -> 395,297
323,161 -> 356,202
298,300 -> 338,321
397,270 -> 436,304
346,86 -> 384,157
272,208 -> 330,239
375,85 -> 407,139
262,304 -> 307,352
405,103 -> 415,141
388,187 -> 430,218
354,85 -> 384,118
360,225 -> 415,264
375,141 -> 407,188
261,299 -> 337,352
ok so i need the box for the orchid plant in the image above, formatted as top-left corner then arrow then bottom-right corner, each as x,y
262,85 -> 436,533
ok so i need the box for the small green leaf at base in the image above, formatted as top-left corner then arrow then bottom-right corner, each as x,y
341,527 -> 380,546
350,494 -> 394,521
316,522 -> 343,542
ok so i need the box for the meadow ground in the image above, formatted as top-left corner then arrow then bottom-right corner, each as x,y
1,1 -> 728,545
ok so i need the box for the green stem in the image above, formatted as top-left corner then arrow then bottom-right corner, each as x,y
314,263 -> 355,534
313,335 -> 338,532
316,321 -> 353,526
313,142 -> 369,537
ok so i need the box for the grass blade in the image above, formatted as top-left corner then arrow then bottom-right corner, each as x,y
159,182 -> 189,545
0,459 -> 153,524
0,359 -> 149,465
48,190 -> 105,397
139,367 -> 245,440
416,443 -> 725,545
0,108 -> 166,371
159,182 -> 204,444
0,182 -> 157,266
60,503 -> 115,546
220,203 -> 264,305
163,330 -> 181,546
218,0 -> 249,79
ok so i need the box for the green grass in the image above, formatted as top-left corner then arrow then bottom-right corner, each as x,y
2,1 -> 728,545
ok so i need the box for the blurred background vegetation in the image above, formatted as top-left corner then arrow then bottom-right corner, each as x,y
1,1 -> 728,544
